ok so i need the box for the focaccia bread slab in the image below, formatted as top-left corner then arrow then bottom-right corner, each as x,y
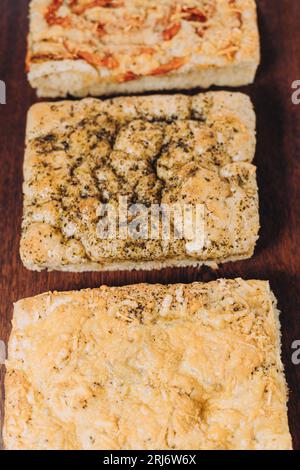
20,92 -> 259,272
4,279 -> 292,450
27,0 -> 260,97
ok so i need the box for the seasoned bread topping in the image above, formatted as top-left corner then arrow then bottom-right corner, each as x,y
21,92 -> 259,271
28,0 -> 259,82
4,279 -> 292,449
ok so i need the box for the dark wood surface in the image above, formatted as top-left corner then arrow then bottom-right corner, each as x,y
0,0 -> 300,450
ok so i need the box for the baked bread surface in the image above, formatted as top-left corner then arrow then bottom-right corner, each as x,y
4,279 -> 292,450
20,92 -> 259,272
27,0 -> 260,96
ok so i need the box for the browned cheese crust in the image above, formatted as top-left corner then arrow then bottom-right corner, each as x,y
4,279 -> 292,450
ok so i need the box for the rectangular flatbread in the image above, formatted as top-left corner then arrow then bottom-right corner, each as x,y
4,279 -> 292,450
20,92 -> 259,272
21,92 -> 259,272
27,0 -> 260,97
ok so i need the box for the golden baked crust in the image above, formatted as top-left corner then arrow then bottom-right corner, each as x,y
27,0 -> 260,97
4,279 -> 292,450
20,92 -> 259,272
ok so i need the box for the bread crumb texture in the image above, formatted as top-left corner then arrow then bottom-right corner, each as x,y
4,279 -> 291,450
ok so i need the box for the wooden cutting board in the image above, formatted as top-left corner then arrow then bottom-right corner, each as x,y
0,0 -> 299,450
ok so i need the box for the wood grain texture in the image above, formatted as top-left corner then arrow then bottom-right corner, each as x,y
0,0 -> 299,450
